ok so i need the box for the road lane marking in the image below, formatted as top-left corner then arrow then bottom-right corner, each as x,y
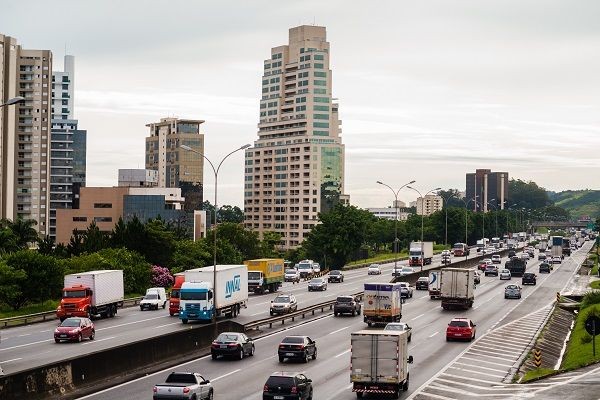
329,326 -> 351,335
211,368 -> 241,382
411,313 -> 424,321
335,348 -> 351,358
428,332 -> 439,338
154,322 -> 181,329
1,358 -> 22,363
82,337 -> 115,345
0,339 -> 52,351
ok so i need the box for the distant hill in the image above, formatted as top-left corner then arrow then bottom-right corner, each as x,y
548,190 -> 600,219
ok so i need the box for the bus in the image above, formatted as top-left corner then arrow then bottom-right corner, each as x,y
452,243 -> 470,257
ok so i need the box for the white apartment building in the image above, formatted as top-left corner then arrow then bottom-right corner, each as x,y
416,194 -> 443,216
244,25 -> 346,249
0,34 -> 52,235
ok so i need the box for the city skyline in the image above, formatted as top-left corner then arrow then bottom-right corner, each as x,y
2,1 -> 599,209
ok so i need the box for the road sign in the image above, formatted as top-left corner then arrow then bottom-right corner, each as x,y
533,349 -> 542,367
585,316 -> 600,336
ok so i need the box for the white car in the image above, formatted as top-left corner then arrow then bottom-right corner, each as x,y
499,269 -> 512,280
367,264 -> 382,275
491,255 -> 501,264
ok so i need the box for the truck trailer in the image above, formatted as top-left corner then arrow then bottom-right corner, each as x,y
363,282 -> 402,327
56,270 -> 124,321
440,267 -> 475,310
244,258 -> 284,294
350,330 -> 413,399
180,265 -> 248,323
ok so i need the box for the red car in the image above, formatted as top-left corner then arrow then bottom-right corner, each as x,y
446,318 -> 476,341
54,317 -> 95,343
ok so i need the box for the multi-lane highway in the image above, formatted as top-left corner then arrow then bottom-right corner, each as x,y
0,251 -> 469,374
74,243 -> 591,400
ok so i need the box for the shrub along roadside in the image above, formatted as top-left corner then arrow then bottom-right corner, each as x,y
561,304 -> 600,371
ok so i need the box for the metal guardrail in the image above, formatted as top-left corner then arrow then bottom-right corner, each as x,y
0,296 -> 144,329
244,291 -> 364,331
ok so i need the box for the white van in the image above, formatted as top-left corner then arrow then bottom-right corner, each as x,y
140,287 -> 167,310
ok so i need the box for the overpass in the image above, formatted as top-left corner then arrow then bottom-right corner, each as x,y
530,220 -> 589,229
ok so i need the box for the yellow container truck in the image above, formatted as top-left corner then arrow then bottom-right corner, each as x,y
244,258 -> 284,294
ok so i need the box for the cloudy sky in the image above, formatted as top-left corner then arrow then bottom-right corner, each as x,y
3,0 -> 599,207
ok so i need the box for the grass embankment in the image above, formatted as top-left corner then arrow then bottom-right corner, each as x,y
562,296 -> 600,370
0,292 -> 143,320
345,244 -> 450,267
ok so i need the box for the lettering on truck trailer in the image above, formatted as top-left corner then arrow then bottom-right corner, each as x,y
225,275 -> 242,298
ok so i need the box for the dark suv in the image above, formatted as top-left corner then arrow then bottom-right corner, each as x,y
522,272 -> 537,285
278,336 -> 317,363
263,372 -> 313,400
334,295 -> 361,316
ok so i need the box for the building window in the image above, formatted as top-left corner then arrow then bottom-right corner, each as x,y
93,203 -> 112,208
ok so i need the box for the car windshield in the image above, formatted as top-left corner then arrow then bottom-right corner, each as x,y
274,296 -> 290,303
60,318 -> 81,327
63,290 -> 86,298
144,294 -> 158,300
216,333 -> 239,342
449,320 -> 469,327
282,336 -> 304,344
336,297 -> 352,302
384,323 -> 407,331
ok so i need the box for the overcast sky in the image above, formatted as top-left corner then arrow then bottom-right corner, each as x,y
3,0 -> 599,207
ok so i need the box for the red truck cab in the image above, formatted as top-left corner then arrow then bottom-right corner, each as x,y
169,274 -> 185,316
56,285 -> 92,321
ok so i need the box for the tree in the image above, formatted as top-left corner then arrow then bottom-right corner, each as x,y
301,204 -> 377,268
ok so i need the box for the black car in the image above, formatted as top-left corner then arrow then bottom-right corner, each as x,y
328,270 -> 344,283
263,372 -> 313,400
211,332 -> 255,360
415,276 -> 429,290
334,295 -> 361,316
539,262 -> 552,273
522,273 -> 537,286
278,336 -> 317,363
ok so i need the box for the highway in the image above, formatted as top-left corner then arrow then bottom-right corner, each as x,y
74,244 -> 590,400
0,251 -> 471,374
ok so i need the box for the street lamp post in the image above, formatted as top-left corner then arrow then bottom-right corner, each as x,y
406,186 -> 441,270
0,97 -> 25,108
376,180 -> 415,271
181,143 -> 251,323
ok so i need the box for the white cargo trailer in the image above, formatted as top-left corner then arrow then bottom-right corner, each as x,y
350,330 -> 413,398
180,265 -> 248,323
440,267 -> 475,310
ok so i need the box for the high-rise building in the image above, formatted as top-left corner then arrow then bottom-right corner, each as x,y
465,169 -> 509,212
0,34 -> 52,235
244,25 -> 347,249
49,55 -> 87,240
416,194 -> 443,216
145,117 -> 204,211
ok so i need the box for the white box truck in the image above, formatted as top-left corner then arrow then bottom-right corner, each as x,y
363,283 -> 402,327
350,330 -> 413,398
408,241 -> 434,267
440,267 -> 475,310
56,270 -> 124,321
428,270 -> 441,299
180,265 -> 248,323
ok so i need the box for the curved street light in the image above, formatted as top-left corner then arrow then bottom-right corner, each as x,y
376,179 -> 415,270
406,186 -> 441,270
180,142 -> 251,323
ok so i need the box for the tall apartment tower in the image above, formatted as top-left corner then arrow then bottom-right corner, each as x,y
145,117 -> 204,211
465,169 -> 509,212
0,34 -> 52,235
49,55 -> 87,240
244,25 -> 347,249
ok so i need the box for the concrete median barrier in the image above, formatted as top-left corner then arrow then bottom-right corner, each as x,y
0,320 -> 244,400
